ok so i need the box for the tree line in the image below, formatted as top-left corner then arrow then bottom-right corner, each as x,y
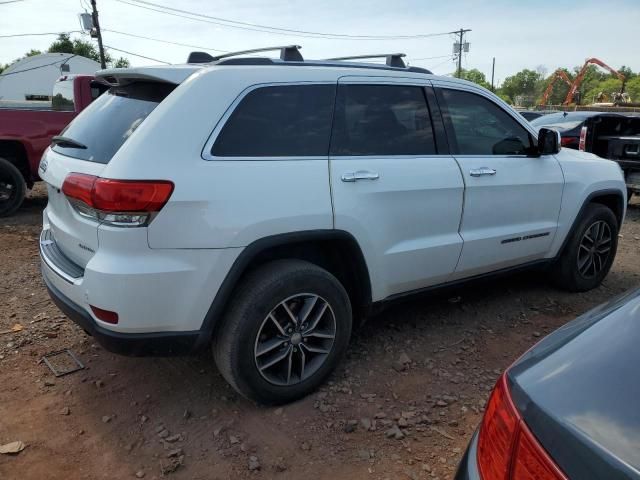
0,34 -> 130,74
458,64 -> 640,106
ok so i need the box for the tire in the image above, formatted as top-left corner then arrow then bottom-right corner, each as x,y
0,156 -> 26,217
553,203 -> 618,292
213,259 -> 352,405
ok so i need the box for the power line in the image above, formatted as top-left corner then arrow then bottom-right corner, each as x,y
130,0 -> 456,39
102,44 -> 170,64
0,55 -> 76,77
429,56 -> 455,72
410,54 -> 453,61
0,30 -> 80,38
116,0 -> 459,40
0,0 -> 25,4
103,29 -> 228,53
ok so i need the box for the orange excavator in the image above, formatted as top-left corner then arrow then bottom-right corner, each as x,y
563,58 -> 625,105
540,69 -> 573,106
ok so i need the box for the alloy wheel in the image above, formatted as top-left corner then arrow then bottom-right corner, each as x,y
254,293 -> 336,386
577,220 -> 612,279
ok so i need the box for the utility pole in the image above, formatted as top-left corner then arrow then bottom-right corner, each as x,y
491,57 -> 495,92
90,0 -> 106,69
454,28 -> 471,78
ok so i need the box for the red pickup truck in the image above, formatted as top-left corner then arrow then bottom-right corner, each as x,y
0,74 -> 107,216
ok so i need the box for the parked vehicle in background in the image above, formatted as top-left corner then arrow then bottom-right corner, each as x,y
577,114 -> 640,202
455,288 -> 640,480
518,110 -> 561,122
518,110 -> 545,121
532,111 -> 640,201
529,111 -> 614,149
39,46 -> 626,405
0,74 -> 106,216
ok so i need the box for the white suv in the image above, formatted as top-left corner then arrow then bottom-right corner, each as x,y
39,46 -> 626,404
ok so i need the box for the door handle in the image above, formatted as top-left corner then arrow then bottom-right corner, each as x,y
469,167 -> 496,177
341,170 -> 380,182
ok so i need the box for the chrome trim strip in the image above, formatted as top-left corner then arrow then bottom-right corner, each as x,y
39,229 -> 84,284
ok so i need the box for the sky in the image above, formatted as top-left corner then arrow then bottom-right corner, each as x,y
1,0 -> 640,84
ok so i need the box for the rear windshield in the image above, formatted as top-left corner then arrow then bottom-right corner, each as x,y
529,112 -> 593,131
52,81 -> 175,164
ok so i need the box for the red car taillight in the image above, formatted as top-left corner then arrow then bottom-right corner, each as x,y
62,173 -> 174,226
477,373 -> 567,480
578,126 -> 587,151
560,136 -> 579,148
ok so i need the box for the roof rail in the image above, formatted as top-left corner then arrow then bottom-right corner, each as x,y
325,53 -> 407,68
187,46 -> 303,64
210,45 -> 303,63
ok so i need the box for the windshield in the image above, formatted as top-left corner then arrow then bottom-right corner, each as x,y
52,81 -> 175,164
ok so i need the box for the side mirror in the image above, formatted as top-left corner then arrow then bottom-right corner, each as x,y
538,128 -> 561,155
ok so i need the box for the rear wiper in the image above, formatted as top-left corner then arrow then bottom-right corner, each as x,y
51,136 -> 87,149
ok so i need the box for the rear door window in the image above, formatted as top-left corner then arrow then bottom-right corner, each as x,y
438,88 -> 533,155
52,82 -> 175,164
330,84 -> 436,156
211,84 -> 335,157
51,80 -> 75,111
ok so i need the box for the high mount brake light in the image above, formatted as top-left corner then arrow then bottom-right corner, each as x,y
62,173 -> 174,226
477,373 -> 567,480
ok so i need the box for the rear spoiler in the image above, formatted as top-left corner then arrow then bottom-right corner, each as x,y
95,65 -> 203,86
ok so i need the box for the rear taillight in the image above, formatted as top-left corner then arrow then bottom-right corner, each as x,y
578,126 -> 587,151
477,373 -> 567,480
62,173 -> 173,227
560,136 -> 578,149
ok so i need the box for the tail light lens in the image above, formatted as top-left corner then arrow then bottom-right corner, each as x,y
578,126 -> 587,151
560,136 -> 579,149
62,173 -> 173,227
477,373 -> 567,480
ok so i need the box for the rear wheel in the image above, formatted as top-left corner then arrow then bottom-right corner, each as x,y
553,203 -> 618,292
213,259 -> 352,405
0,157 -> 26,217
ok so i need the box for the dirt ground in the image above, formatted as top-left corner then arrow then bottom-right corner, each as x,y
1,185 -> 639,480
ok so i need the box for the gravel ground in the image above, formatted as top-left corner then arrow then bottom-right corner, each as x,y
1,185 -> 639,480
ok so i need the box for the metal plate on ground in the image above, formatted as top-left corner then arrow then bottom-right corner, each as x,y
41,349 -> 84,377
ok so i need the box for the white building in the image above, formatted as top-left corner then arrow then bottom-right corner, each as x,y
0,53 -> 100,102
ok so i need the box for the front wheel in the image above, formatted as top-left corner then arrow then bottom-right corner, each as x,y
553,203 -> 618,292
0,157 -> 26,217
213,259 -> 352,405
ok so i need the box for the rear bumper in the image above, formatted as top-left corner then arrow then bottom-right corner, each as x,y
43,272 -> 201,356
455,430 -> 481,480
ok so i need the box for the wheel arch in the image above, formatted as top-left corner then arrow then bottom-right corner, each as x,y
0,140 -> 31,186
196,230 -> 373,348
589,191 -> 624,227
556,188 -> 625,258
